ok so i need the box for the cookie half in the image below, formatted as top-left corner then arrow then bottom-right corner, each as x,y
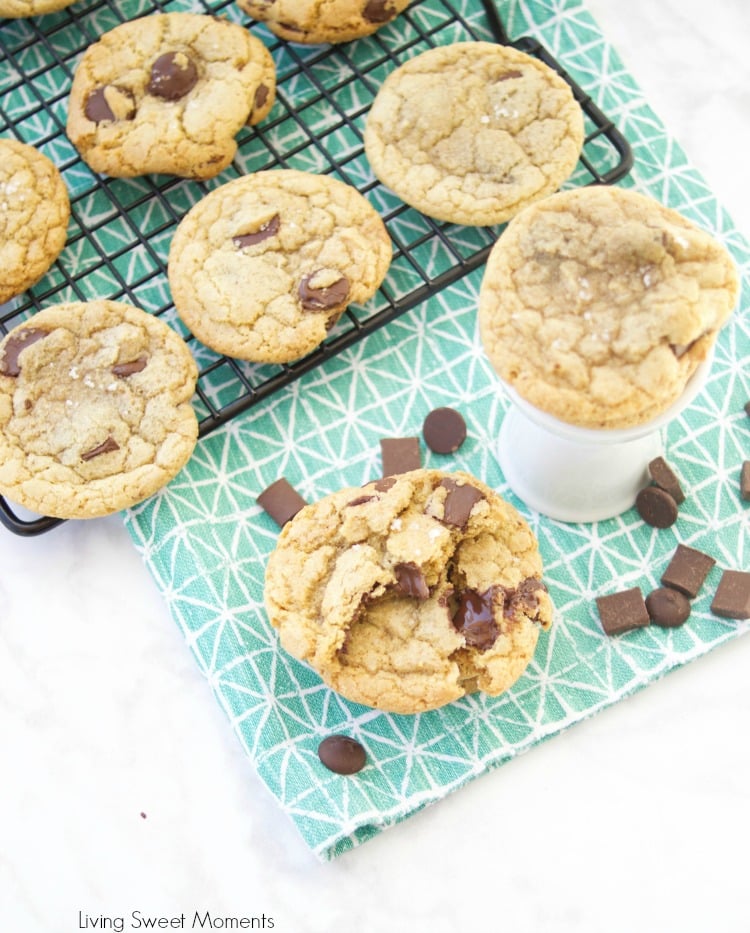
0,300 -> 199,518
264,468 -> 553,714
478,186 -> 740,429
0,139 -> 70,306
364,41 -> 584,226
66,13 -> 276,179
167,168 -> 392,364
236,0 -> 411,44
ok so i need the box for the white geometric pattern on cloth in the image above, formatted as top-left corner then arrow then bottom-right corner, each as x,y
119,0 -> 750,858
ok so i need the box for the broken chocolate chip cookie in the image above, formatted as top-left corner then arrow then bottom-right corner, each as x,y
264,468 -> 553,713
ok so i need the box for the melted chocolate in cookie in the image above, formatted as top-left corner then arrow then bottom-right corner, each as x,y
363,0 -> 396,23
147,52 -> 199,102
439,478 -> 484,528
394,562 -> 430,600
233,214 -> 280,249
0,328 -> 48,377
84,86 -> 135,123
298,271 -> 350,311
452,588 -> 498,650
112,355 -> 148,377
81,436 -> 120,462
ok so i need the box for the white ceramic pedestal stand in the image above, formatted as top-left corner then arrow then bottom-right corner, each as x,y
496,353 -> 714,523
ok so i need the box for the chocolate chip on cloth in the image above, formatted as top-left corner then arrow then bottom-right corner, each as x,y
168,169 -> 391,364
317,735 -> 367,775
234,0 -> 411,45
0,300 -> 198,519
422,407 -> 467,454
645,587 -> 691,628
264,468 -> 553,714
66,13 -> 276,179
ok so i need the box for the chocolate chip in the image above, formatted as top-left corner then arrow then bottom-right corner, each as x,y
452,588 -> 498,650
394,562 -> 429,600
440,478 -> 484,528
635,485 -> 678,528
345,495 -> 377,508
233,214 -> 280,249
595,587 -> 650,636
317,735 -> 366,775
147,51 -> 199,102
660,544 -> 715,598
648,456 -> 685,504
81,436 -> 120,461
84,85 -> 135,123
380,437 -> 421,477
495,69 -> 523,81
741,461 -> 750,502
253,83 -> 269,114
422,407 -> 467,454
363,0 -> 395,22
298,271 -> 350,311
645,587 -> 691,628
112,355 -> 147,377
710,570 -> 750,619
257,477 -> 307,527
0,327 -> 48,377
373,476 -> 397,493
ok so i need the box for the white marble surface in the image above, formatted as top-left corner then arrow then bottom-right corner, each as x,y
3,1 -> 750,930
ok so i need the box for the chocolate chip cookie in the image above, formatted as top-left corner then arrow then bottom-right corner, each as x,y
167,168 -> 392,363
0,300 -> 199,519
364,41 -> 584,226
479,185 -> 739,429
264,468 -> 554,714
235,0 -> 410,44
0,138 -> 69,306
66,13 -> 276,180
0,0 -> 76,16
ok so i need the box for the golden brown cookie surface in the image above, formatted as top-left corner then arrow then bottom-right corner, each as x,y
264,468 -> 553,714
0,300 -> 199,518
0,139 -> 69,306
364,41 -> 584,226
479,186 -> 740,429
66,13 -> 276,179
168,169 -> 392,364
236,0 -> 410,44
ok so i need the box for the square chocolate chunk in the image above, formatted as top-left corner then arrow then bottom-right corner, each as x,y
595,587 -> 650,636
711,570 -> 750,619
257,477 -> 307,527
380,436 -> 421,477
660,544 -> 716,598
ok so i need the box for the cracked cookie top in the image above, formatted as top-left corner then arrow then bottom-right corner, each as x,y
235,0 -> 411,44
479,186 -> 740,429
264,468 -> 553,714
0,139 -> 70,306
363,41 -> 584,226
66,13 -> 276,180
167,168 -> 392,364
0,300 -> 199,519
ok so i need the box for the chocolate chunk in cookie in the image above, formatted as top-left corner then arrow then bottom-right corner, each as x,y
235,0 -> 410,44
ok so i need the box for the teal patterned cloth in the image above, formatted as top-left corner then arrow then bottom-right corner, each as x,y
62,0 -> 748,858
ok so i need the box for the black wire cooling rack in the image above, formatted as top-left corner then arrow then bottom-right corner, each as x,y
0,0 -> 632,535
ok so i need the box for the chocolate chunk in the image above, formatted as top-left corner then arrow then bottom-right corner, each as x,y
394,562 -> 429,600
710,570 -> 750,619
112,355 -> 147,377
645,587 -> 691,628
0,327 -> 48,377
741,461 -> 750,502
505,578 -> 545,621
595,587 -> 650,636
81,436 -> 120,461
635,485 -> 678,528
380,437 -> 421,477
745,400 -> 750,418
253,83 -> 269,114
452,588 -> 498,650
660,544 -> 715,598
440,478 -> 484,528
147,51 -> 199,102
363,0 -> 395,22
648,456 -> 685,504
298,271 -> 350,311
233,214 -> 280,249
495,69 -> 523,81
317,735 -> 366,775
373,476 -> 397,493
345,495 -> 377,508
257,477 -> 307,527
422,407 -> 467,454
85,85 -> 135,123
